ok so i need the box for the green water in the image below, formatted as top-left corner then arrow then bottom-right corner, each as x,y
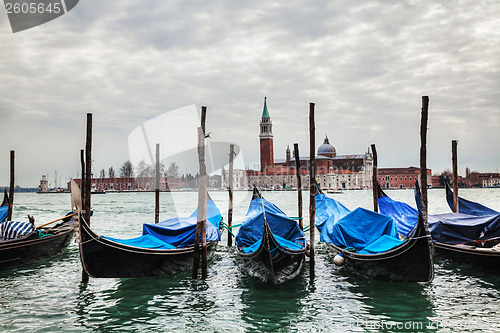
1,189 -> 499,332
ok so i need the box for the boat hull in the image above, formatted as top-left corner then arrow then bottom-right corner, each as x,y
0,223 -> 75,269
328,219 -> 434,282
237,223 -> 306,284
79,220 -> 218,278
434,242 -> 500,274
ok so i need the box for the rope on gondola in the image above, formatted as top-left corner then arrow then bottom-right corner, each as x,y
219,221 -> 236,237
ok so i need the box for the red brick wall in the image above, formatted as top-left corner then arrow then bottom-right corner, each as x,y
260,138 -> 274,171
377,167 -> 432,189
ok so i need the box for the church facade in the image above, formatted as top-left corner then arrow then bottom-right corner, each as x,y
221,98 -> 374,191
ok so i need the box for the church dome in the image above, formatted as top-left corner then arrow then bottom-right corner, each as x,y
318,136 -> 336,157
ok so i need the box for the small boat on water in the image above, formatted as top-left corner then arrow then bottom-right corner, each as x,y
72,180 -> 222,278
378,182 -> 500,274
315,183 -> 434,282
0,189 -> 75,270
235,187 -> 307,284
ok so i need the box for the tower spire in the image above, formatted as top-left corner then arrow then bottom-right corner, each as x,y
262,96 -> 270,118
259,97 -> 274,171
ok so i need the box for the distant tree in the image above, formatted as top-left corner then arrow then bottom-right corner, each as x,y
165,162 -> 179,178
136,159 -> 152,178
465,167 -> 471,178
109,166 -> 116,179
120,160 -> 134,178
99,169 -> 106,179
150,163 -> 165,178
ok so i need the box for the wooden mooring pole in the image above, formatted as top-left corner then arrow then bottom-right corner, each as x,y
371,144 -> 378,213
309,102 -> 316,279
84,113 -> 92,228
452,140 -> 459,213
193,106 -> 208,279
420,96 -> 429,223
80,150 -> 85,203
155,143 -> 160,223
294,143 -> 303,230
7,150 -> 14,221
82,113 -> 92,283
227,144 -> 235,247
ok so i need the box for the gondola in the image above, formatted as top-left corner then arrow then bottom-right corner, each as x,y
445,182 -> 499,216
0,189 -> 75,269
378,182 -> 500,274
71,180 -> 222,278
315,183 -> 434,282
235,187 -> 307,284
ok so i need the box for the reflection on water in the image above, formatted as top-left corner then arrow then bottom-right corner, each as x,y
345,275 -> 435,331
239,274 -> 309,332
76,274 -> 217,331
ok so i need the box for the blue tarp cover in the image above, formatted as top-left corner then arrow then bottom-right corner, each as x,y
188,199 -> 223,228
108,199 -> 222,249
378,195 -> 418,237
446,186 -> 499,216
315,193 -> 351,234
315,194 -> 403,254
143,216 -> 221,248
379,191 -> 500,244
235,196 -> 305,253
103,234 -> 177,249
358,234 -> 403,254
241,234 -> 304,253
0,206 -> 7,223
428,213 -> 500,244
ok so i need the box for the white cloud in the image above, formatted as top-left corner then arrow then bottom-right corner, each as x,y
0,0 -> 499,186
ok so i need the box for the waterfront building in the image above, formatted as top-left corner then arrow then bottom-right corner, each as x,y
377,167 -> 432,189
239,98 -> 374,190
68,177 -> 169,192
38,175 -> 48,193
464,172 -> 500,187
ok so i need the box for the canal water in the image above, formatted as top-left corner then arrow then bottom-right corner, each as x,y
1,189 -> 499,332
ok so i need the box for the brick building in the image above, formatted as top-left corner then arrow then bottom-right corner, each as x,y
68,177 -> 170,192
464,172 -> 500,188
377,167 -> 432,189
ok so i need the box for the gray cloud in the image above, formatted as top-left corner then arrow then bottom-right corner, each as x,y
0,0 -> 499,186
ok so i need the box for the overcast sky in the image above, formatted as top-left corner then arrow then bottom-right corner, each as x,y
1,1 -> 499,187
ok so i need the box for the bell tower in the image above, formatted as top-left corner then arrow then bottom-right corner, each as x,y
259,97 -> 274,172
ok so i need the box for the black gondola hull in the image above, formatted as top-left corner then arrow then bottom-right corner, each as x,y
433,242 -> 500,274
79,221 -> 218,278
327,219 -> 434,282
237,222 -> 306,284
0,224 -> 75,269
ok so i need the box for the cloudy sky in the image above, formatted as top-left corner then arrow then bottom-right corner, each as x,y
1,0 -> 499,187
